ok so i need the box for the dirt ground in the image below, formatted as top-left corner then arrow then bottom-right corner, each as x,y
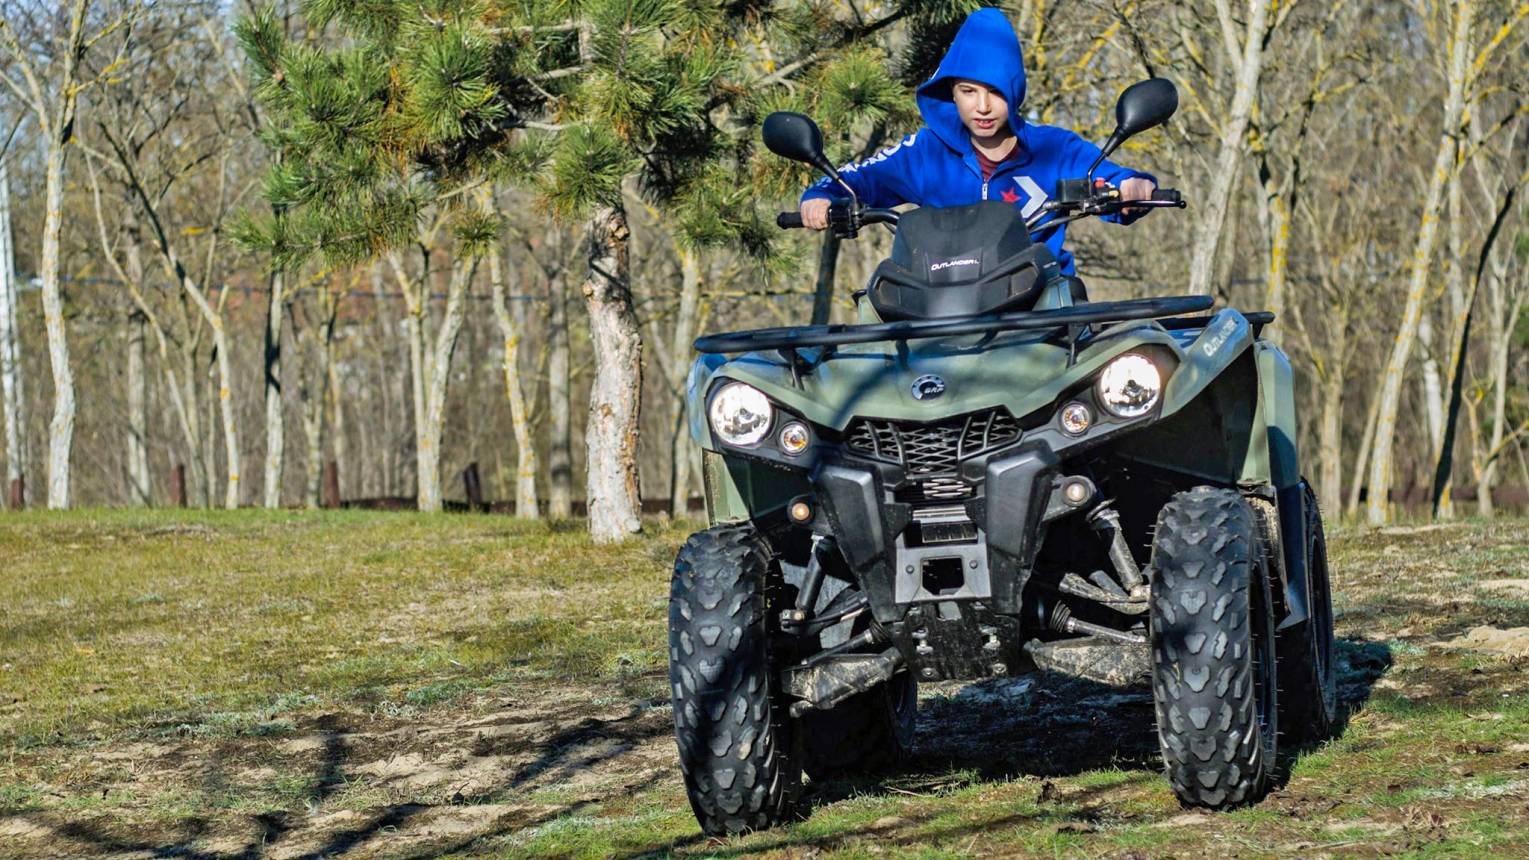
3,515 -> 1528,858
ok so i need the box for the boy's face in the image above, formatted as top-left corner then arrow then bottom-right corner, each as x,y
952,79 -> 1009,142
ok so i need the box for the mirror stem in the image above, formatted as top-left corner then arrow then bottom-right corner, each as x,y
1086,131 -> 1124,182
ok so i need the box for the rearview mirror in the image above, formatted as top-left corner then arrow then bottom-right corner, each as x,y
1115,78 -> 1178,140
762,111 -> 846,189
1088,78 -> 1179,179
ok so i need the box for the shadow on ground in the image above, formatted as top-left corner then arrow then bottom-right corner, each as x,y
628,641 -> 1394,859
0,639 -> 1396,859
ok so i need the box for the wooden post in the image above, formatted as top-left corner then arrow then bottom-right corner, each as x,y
322,461 -> 340,509
8,475 -> 22,509
463,462 -> 483,511
170,464 -> 187,508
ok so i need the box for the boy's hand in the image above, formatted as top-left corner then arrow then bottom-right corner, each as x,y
800,198 -> 832,230
1120,177 -> 1156,215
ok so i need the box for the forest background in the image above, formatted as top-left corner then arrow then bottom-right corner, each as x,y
0,0 -> 1526,541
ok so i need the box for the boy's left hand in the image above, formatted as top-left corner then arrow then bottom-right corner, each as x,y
1120,177 -> 1156,215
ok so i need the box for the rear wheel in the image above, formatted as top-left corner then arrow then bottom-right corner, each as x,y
802,671 -> 917,781
1149,487 -> 1278,808
669,524 -> 800,835
1277,482 -> 1337,744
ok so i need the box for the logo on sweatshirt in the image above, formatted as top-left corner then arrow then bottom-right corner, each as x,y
1008,176 -> 1048,219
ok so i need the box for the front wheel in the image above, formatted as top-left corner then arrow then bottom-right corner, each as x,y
669,523 -> 801,835
1277,482 -> 1337,744
1150,487 -> 1278,808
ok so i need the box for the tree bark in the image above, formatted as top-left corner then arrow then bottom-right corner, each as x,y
811,233 -> 841,325
1478,267 -> 1520,516
485,199 -> 540,519
126,310 -> 149,505
668,248 -> 703,516
1316,310 -> 1348,509
1346,384 -> 1382,520
262,270 -> 285,508
0,159 -> 25,504
391,249 -> 473,513
546,252 -> 574,518
327,356 -> 346,504
1366,0 -> 1474,526
211,321 -> 241,508
388,252 -> 435,509
581,205 -> 643,542
1187,0 -> 1273,296
421,260 -> 472,512
39,140 -> 76,508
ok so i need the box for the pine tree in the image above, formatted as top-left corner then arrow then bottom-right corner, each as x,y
236,0 -> 965,530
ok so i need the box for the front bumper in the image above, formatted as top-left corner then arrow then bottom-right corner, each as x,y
814,440 -> 1065,625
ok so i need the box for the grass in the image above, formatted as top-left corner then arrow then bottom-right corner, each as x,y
0,509 -> 682,748
1,510 -> 1528,858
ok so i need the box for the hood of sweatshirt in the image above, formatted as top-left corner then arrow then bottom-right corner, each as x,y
914,8 -> 1028,155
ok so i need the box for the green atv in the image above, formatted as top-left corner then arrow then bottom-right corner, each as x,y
667,79 -> 1336,835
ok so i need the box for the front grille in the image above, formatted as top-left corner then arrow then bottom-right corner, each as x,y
847,408 -> 1021,475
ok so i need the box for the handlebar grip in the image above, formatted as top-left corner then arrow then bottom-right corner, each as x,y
1151,189 -> 1183,205
777,211 -> 805,229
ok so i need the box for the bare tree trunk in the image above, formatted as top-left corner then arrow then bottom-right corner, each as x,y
547,256 -> 573,518
1419,312 -> 1446,457
327,356 -> 346,503
1253,149 -> 1292,337
212,322 -> 241,508
667,248 -> 704,517
295,289 -> 338,509
1346,385 -> 1382,520
39,143 -> 76,508
389,252 -> 435,509
368,263 -> 391,498
1187,0 -> 1272,296
485,202 -> 540,519
262,271 -> 285,508
1478,272 -> 1520,516
581,205 -> 643,542
0,159 -> 25,505
1316,312 -> 1349,508
301,371 -> 324,508
126,310 -> 149,504
394,251 -> 473,514
811,233 -> 841,326
1366,0 -> 1474,526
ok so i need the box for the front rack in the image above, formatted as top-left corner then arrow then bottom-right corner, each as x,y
693,295 -> 1217,354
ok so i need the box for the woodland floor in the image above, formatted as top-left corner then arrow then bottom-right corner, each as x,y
2,510 -> 1528,858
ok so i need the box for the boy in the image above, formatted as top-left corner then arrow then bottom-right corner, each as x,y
799,7 -> 1156,276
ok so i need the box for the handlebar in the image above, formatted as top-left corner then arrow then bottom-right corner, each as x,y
775,205 -> 899,236
776,189 -> 1184,236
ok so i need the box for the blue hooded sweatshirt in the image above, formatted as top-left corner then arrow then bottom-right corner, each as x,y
801,8 -> 1154,276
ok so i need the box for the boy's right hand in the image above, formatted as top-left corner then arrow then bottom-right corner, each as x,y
800,198 -> 831,230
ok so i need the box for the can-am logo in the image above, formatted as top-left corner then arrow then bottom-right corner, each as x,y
912,375 -> 947,400
929,258 -> 980,273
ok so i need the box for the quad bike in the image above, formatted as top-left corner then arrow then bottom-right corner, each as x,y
667,79 -> 1337,836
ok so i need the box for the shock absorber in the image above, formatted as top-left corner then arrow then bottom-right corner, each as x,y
1087,503 -> 1147,596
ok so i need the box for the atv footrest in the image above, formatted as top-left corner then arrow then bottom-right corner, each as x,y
1025,636 -> 1150,688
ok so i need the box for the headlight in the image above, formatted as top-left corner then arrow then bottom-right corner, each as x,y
709,382 -> 773,446
1096,353 -> 1162,418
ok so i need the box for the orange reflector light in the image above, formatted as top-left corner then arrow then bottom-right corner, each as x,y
778,422 -> 810,455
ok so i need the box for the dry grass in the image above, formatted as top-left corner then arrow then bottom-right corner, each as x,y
1,510 -> 1528,858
